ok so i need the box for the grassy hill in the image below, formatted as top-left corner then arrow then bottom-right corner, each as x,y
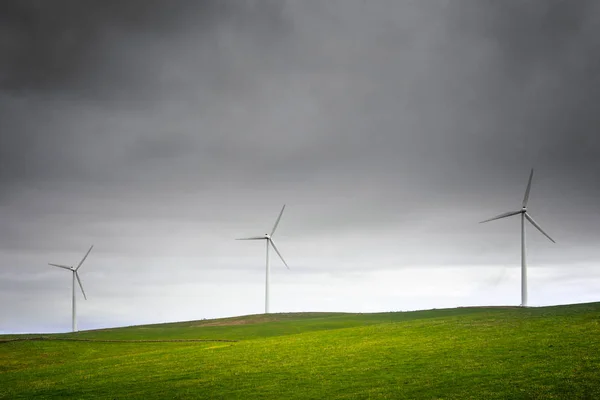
1,303 -> 599,399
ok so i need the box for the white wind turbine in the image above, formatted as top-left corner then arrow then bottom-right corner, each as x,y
236,205 -> 289,314
48,245 -> 93,332
480,169 -> 555,307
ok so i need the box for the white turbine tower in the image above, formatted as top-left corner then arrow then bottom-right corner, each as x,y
48,245 -> 93,332
480,169 -> 555,307
237,205 -> 289,314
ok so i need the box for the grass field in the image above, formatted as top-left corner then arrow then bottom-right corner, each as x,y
1,303 -> 599,399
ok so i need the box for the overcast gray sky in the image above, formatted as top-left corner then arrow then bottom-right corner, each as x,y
2,0 -> 600,333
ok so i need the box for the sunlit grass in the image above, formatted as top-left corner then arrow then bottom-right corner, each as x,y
1,303 -> 599,399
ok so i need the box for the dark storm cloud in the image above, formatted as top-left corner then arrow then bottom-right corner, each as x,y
1,0 -> 598,241
0,0 -> 175,92
446,0 -> 600,181
0,0 -> 287,93
3,0 -> 599,200
0,0 -> 290,186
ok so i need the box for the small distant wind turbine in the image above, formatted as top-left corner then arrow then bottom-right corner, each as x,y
236,205 -> 289,314
48,245 -> 93,332
480,169 -> 555,307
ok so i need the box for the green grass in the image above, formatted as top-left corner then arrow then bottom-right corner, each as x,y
1,303 -> 599,399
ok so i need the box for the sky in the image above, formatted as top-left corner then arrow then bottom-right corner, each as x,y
1,0 -> 600,333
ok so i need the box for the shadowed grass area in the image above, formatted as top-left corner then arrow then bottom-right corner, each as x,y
1,302 -> 599,399
53,307 -> 520,341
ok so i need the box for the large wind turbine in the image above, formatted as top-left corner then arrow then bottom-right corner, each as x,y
480,169 -> 555,307
48,245 -> 93,332
236,205 -> 289,314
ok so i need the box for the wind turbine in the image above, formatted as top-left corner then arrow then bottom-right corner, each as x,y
480,169 -> 555,307
236,205 -> 289,314
48,245 -> 93,332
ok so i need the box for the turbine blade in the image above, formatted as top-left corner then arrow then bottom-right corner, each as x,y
522,168 -> 534,208
525,213 -> 556,243
269,239 -> 289,269
75,272 -> 87,300
479,210 -> 522,224
76,245 -> 94,271
236,236 -> 265,240
270,204 -> 286,237
48,263 -> 72,271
